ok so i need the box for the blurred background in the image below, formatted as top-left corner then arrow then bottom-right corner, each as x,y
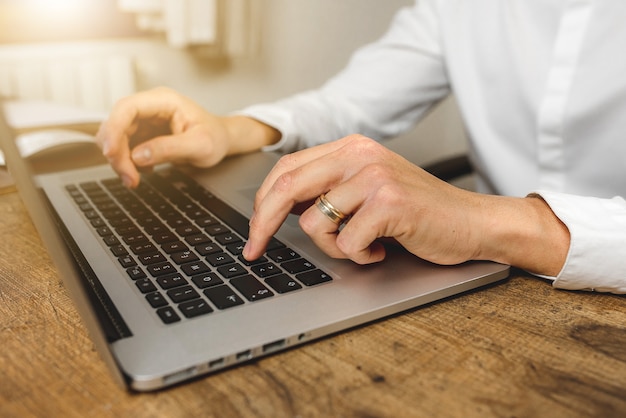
0,0 -> 468,166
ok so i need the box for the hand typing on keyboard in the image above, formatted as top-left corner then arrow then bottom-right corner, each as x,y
96,87 -> 280,189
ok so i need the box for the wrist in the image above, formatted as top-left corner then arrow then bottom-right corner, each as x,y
223,115 -> 281,155
475,194 -> 570,276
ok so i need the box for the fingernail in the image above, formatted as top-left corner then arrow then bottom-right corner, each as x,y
132,146 -> 151,164
101,141 -> 110,156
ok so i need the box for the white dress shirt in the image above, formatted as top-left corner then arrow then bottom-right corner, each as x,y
239,0 -> 626,293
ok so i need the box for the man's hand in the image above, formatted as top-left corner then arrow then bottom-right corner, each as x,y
243,135 -> 570,277
96,87 -> 280,188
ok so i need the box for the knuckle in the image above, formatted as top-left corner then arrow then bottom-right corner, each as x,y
373,182 -> 404,207
273,171 -> 295,194
364,162 -> 390,181
347,135 -> 383,154
275,153 -> 298,170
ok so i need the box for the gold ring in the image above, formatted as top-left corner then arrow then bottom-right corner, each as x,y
315,193 -> 347,225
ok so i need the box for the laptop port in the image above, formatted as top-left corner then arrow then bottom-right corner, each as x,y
262,339 -> 286,353
208,358 -> 225,370
236,349 -> 252,361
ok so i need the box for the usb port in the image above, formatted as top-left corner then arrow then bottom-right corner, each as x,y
236,349 -> 252,361
208,358 -> 224,370
262,339 -> 286,353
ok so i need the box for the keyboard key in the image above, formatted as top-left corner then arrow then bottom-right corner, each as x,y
282,259 -> 315,274
267,248 -> 299,263
296,269 -> 333,286
178,299 -> 213,318
156,306 -> 181,324
227,243 -> 246,256
214,232 -> 242,246
251,262 -> 281,278
122,233 -> 149,245
181,260 -> 211,276
156,273 -> 188,290
127,266 -> 146,280
176,225 -> 200,236
130,242 -> 157,255
204,285 -> 244,310
185,234 -> 212,246
161,240 -> 189,254
90,217 -> 106,228
152,231 -> 178,244
108,217 -> 133,229
166,285 -> 199,303
166,217 -> 190,228
206,224 -> 231,236
195,216 -> 218,228
206,252 -> 234,267
147,261 -> 176,277
137,251 -> 166,265
103,235 -> 121,246
217,263 -> 248,279
135,278 -> 157,293
195,242 -> 220,256
110,245 -> 128,257
265,274 -> 302,294
230,275 -> 273,302
118,255 -> 136,268
116,225 -> 140,236
146,292 -> 169,308
238,254 -> 266,266
83,210 -> 100,220
191,273 -> 223,289
170,250 -> 199,265
95,226 -> 113,236
143,222 -> 167,235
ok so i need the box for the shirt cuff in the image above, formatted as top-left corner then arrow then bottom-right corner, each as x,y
532,190 -> 626,294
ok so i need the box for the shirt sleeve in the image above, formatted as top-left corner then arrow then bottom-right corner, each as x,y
533,190 -> 626,294
236,0 -> 450,153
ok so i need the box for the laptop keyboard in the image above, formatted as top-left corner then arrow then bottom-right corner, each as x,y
65,168 -> 332,325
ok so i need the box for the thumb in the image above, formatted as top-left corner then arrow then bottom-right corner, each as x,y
130,128 -> 228,169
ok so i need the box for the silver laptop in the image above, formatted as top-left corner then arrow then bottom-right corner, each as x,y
0,103 -> 509,391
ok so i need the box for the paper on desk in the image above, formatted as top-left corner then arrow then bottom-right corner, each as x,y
0,100 -> 105,166
3,99 -> 106,131
0,129 -> 97,166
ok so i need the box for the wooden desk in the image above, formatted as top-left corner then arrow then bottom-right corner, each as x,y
1,189 -> 625,418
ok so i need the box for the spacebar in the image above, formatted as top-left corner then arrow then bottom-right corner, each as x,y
198,196 -> 250,239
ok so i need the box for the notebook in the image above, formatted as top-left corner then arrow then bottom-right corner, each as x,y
0,102 -> 509,391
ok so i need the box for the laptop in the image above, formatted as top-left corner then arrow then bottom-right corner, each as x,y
0,102 -> 509,391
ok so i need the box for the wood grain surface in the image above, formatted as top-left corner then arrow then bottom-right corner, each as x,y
1,190 -> 625,418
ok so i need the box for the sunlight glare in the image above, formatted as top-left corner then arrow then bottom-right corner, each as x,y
24,0 -> 89,20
